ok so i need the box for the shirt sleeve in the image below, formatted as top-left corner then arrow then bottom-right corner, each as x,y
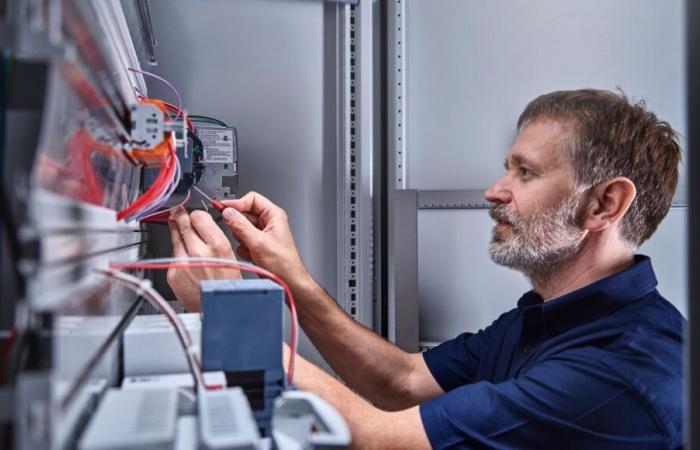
422,312 -> 509,391
419,349 -> 665,450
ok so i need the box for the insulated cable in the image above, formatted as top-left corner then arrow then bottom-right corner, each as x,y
140,189 -> 192,224
189,115 -> 228,128
128,68 -> 183,121
117,137 -> 179,222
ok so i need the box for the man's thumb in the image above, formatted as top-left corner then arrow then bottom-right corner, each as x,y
222,208 -> 260,244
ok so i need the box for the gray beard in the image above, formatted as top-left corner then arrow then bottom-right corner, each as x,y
488,192 -> 587,280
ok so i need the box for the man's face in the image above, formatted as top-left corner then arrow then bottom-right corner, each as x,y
484,120 -> 588,276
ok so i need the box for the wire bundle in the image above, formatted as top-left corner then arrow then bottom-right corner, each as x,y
139,190 -> 192,224
107,257 -> 299,387
189,115 -> 228,128
116,137 -> 181,222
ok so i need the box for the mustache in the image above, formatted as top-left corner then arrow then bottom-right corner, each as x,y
489,204 -> 517,224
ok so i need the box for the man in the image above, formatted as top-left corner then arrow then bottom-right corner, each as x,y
167,89 -> 684,449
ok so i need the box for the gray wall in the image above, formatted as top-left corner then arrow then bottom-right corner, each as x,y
146,0 -> 337,365
403,0 -> 687,342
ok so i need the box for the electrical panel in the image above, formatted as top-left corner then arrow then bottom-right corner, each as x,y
142,124 -> 239,209
1,1 -> 349,449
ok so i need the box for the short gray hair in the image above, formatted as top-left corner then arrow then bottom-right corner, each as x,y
517,89 -> 681,248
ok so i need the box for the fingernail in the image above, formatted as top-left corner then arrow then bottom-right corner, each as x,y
222,208 -> 236,222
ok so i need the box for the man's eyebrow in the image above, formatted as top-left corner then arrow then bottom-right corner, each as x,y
510,154 -> 541,170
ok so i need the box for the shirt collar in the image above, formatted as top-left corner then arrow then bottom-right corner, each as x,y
517,255 -> 658,342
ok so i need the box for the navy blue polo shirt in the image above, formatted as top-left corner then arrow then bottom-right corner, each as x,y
420,255 -> 684,449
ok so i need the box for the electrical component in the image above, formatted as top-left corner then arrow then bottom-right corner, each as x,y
122,371 -> 226,391
198,386 -> 261,450
108,257 -> 299,386
194,125 -> 238,201
122,371 -> 226,416
94,269 -> 208,389
123,313 -> 201,376
201,279 -> 285,436
55,316 -> 121,379
129,103 -> 165,149
141,122 -> 238,212
272,391 -> 351,450
78,388 -> 178,450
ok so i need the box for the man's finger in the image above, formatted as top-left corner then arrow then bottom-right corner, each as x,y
168,221 -> 188,257
171,207 -> 207,255
235,244 -> 252,261
242,212 -> 260,228
217,204 -> 261,228
190,210 -> 229,248
222,207 -> 263,248
221,191 -> 279,217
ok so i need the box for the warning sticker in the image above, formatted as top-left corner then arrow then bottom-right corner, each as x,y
198,127 -> 235,163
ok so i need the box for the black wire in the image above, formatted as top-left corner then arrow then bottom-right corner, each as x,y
4,325 -> 30,385
189,114 -> 228,128
0,182 -> 25,301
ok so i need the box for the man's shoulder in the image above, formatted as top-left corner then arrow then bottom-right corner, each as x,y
575,290 -> 684,441
615,289 -> 686,334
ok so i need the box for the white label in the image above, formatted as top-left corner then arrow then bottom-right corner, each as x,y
199,128 -> 235,163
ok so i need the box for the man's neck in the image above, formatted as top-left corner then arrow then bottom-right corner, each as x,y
530,237 -> 635,301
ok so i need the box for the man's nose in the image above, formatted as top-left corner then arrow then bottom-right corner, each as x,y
484,178 -> 511,204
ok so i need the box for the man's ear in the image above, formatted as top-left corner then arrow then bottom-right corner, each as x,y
581,177 -> 637,233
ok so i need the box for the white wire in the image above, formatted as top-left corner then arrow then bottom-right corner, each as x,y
127,144 -> 183,222
109,256 -> 300,384
95,269 -> 206,389
139,190 -> 192,221
134,152 -> 181,220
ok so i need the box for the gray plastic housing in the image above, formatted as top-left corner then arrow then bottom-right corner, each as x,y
78,388 -> 177,450
198,386 -> 261,450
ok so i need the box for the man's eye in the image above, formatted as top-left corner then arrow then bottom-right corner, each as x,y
519,167 -> 531,177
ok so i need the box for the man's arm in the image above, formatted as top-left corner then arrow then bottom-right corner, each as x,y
287,344 -> 432,450
287,270 -> 442,410
219,192 -> 444,410
167,191 -> 443,409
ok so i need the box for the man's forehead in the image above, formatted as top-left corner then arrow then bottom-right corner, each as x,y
508,120 -> 572,168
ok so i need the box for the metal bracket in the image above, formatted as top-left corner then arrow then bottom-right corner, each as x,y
391,0 -> 407,189
416,189 -> 687,210
418,190 -> 490,210
336,0 -> 374,328
136,0 -> 158,65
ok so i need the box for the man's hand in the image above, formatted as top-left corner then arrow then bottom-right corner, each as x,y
219,192 -> 311,288
167,207 -> 242,311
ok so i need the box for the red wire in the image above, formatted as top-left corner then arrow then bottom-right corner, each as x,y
109,262 -> 298,386
116,141 -> 176,221
0,327 -> 18,383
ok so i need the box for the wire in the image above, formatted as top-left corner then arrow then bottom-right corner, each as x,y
94,269 -> 219,391
140,189 -> 192,223
117,137 -> 180,222
189,115 -> 229,128
134,150 -> 182,220
108,257 -> 298,386
0,328 -> 18,383
128,68 -> 183,121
